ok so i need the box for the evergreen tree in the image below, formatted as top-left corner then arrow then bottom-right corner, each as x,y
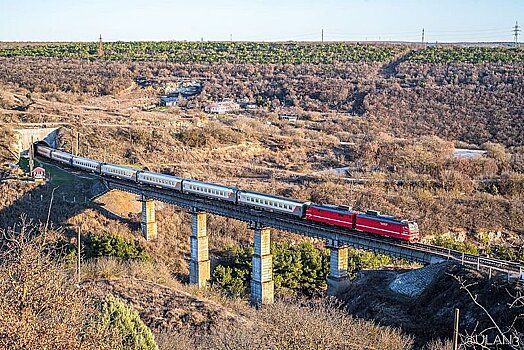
98,294 -> 158,350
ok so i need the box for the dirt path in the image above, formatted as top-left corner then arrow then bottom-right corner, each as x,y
380,49 -> 418,79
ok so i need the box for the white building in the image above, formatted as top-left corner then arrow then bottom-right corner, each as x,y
160,95 -> 178,107
279,115 -> 298,123
204,101 -> 240,114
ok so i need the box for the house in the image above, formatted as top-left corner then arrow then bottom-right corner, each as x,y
204,101 -> 240,114
31,167 -> 46,181
160,95 -> 178,107
279,115 -> 298,123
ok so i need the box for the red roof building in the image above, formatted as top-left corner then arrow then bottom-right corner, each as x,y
31,167 -> 46,180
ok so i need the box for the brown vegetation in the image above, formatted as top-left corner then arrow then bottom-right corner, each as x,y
0,222 -> 118,350
1,46 -> 523,348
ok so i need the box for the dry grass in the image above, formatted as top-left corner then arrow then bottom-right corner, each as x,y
156,300 -> 413,350
94,190 -> 142,217
0,223 -> 119,350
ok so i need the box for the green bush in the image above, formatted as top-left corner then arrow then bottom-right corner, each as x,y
410,47 -> 524,63
493,246 -> 524,262
212,242 -> 330,296
0,42 -> 403,64
84,234 -> 150,261
347,248 -> 393,273
295,242 -> 330,294
431,235 -> 479,256
212,242 -> 398,297
212,265 -> 249,298
97,294 -> 158,350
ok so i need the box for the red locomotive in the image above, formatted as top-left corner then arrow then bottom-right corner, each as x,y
305,204 -> 419,242
36,143 -> 421,243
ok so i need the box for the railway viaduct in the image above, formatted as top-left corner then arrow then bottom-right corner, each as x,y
33,146 -> 524,305
102,178 -> 524,305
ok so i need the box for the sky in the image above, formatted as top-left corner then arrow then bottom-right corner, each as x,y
0,0 -> 522,43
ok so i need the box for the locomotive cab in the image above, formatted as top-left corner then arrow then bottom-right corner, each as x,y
401,220 -> 419,241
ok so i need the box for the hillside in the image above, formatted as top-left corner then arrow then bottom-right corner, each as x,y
342,264 -> 524,348
1,42 -> 523,349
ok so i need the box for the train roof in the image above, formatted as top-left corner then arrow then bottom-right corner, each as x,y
139,171 -> 183,180
52,149 -> 72,155
73,156 -> 100,163
102,163 -> 138,171
308,204 -> 355,215
238,189 -> 307,205
183,179 -> 238,191
357,211 -> 408,224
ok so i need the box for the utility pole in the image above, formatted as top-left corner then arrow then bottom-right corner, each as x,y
77,227 -> 81,285
76,132 -> 80,157
421,28 -> 425,44
452,308 -> 460,350
98,34 -> 104,57
322,29 -> 324,43
71,132 -> 75,155
513,21 -> 521,48
29,135 -> 34,175
230,33 -> 233,42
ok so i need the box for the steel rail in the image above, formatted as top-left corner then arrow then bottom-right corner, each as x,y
104,177 -> 524,278
33,146 -> 524,280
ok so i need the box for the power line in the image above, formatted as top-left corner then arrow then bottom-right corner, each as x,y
513,21 -> 521,47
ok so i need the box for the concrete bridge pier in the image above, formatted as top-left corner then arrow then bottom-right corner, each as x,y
326,239 -> 350,296
189,210 -> 210,287
251,224 -> 274,305
140,195 -> 157,240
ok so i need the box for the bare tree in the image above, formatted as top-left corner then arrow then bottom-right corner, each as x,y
451,274 -> 523,350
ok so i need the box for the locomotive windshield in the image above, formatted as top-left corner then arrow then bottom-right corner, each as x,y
408,222 -> 418,231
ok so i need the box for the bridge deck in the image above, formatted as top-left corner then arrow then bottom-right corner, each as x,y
104,178 -> 523,278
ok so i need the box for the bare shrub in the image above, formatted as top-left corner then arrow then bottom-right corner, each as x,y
157,300 -> 412,350
422,338 -> 452,350
0,222 -> 118,350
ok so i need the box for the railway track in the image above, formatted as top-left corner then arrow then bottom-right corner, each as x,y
35,149 -> 524,280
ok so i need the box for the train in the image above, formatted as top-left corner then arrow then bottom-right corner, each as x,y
35,144 -> 419,242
